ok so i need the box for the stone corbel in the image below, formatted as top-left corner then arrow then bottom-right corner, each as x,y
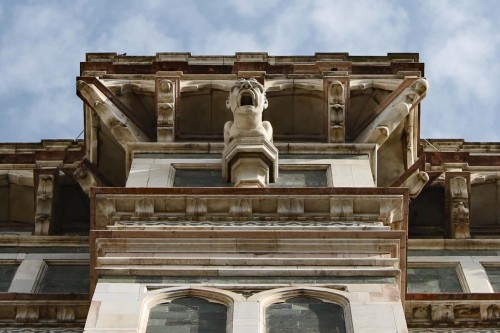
73,163 -> 98,195
481,304 -> 500,321
73,158 -> 113,194
230,199 -> 252,218
16,305 -> 39,323
329,198 -> 353,220
379,199 -> 403,229
277,198 -> 304,218
430,304 -> 454,323
186,197 -> 207,219
35,173 -> 56,235
95,197 -> 116,227
57,305 -> 76,323
135,197 -> 154,218
326,79 -> 347,143
446,172 -> 471,239
401,170 -> 429,198
77,81 -> 148,147
156,72 -> 181,142
355,78 -> 428,146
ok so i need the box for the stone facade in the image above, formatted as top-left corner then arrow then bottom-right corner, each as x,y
0,52 -> 499,332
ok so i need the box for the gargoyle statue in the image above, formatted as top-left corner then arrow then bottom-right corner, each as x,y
224,78 -> 272,145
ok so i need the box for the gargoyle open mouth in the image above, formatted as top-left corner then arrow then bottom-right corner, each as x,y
239,91 -> 255,106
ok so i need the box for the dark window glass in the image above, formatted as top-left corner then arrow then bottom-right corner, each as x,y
266,296 -> 346,333
39,265 -> 89,293
147,297 -> 227,333
0,264 -> 18,291
407,267 -> 462,293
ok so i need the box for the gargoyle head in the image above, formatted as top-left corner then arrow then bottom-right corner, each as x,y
226,78 -> 268,115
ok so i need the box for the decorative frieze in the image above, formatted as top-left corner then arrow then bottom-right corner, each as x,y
94,192 -> 405,230
407,301 -> 500,327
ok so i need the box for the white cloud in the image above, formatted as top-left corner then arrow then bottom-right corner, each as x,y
0,0 -> 498,142
93,15 -> 180,55
222,0 -> 282,17
417,0 -> 500,140
309,0 -> 409,54
201,29 -> 262,54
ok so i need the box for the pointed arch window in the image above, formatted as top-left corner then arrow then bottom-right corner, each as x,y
266,296 -> 346,333
146,297 -> 227,333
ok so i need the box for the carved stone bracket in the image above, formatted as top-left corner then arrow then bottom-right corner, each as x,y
95,197 -> 116,226
34,173 -> 56,236
156,72 -> 181,142
277,198 -> 304,218
57,305 -> 76,322
401,170 -> 429,198
325,78 -> 347,143
445,172 -> 471,239
230,198 -> 252,218
330,198 -> 354,220
186,197 -> 207,219
77,81 -> 148,146
355,78 -> 428,146
15,305 -> 39,323
73,162 -> 97,195
135,197 -> 154,218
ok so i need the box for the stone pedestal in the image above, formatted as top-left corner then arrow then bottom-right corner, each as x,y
222,138 -> 278,187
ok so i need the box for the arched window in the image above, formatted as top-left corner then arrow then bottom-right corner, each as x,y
146,297 -> 227,333
266,296 -> 346,333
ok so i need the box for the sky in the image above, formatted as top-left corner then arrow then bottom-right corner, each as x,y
0,0 -> 499,143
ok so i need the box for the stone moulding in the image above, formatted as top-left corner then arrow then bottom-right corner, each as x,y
94,192 -> 405,230
0,298 -> 89,325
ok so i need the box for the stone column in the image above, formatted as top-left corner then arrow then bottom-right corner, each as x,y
222,137 -> 278,187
